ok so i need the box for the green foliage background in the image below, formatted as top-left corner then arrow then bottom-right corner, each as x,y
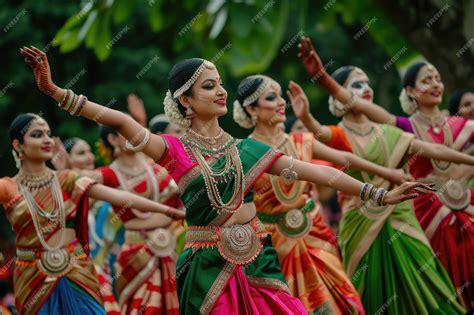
0,0 -> 423,238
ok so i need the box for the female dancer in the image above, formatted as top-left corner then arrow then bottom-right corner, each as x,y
93,125 -> 182,315
0,113 -> 183,315
21,46 -> 431,314
233,74 -> 413,313
297,36 -> 474,312
449,89 -> 474,120
62,137 -> 122,315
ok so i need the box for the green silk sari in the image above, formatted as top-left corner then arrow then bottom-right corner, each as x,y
337,123 -> 465,314
159,135 -> 292,314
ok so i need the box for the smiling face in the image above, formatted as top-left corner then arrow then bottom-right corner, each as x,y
13,118 -> 54,162
458,92 -> 474,120
69,139 -> 95,170
248,79 -> 286,126
345,68 -> 374,102
407,64 -> 444,108
179,67 -> 228,120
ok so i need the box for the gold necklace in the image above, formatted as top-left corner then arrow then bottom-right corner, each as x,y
413,111 -> 445,135
182,130 -> 244,213
17,168 -> 54,191
410,112 -> 452,172
341,118 -> 374,137
342,121 -> 389,187
249,130 -> 287,149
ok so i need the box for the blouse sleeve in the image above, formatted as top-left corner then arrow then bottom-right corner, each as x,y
0,177 -> 17,207
395,116 -> 414,133
58,170 -> 97,204
325,125 -> 353,152
97,167 -> 119,188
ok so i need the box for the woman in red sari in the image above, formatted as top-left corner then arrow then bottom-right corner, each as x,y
0,113 -> 183,315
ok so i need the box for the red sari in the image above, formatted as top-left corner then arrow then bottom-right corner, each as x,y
98,162 -> 180,315
397,115 -> 474,311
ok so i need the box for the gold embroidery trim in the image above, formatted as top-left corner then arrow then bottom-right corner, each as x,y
199,262 -> 236,315
246,276 -> 290,294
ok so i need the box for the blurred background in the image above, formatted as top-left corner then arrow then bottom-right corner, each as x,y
1,0 -> 473,307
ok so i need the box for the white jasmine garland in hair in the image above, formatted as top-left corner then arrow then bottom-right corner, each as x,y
328,96 -> 346,118
233,100 -> 253,128
163,90 -> 191,128
399,89 -> 417,115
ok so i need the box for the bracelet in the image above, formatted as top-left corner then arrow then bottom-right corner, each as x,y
58,89 -> 73,109
360,183 -> 376,201
407,139 -> 415,155
71,95 -> 87,116
125,129 -> 151,152
280,156 -> 298,184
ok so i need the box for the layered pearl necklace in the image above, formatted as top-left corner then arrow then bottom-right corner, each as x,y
181,128 -> 244,213
18,168 -> 66,251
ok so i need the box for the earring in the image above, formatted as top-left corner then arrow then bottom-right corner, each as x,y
113,144 -> 120,156
251,114 -> 257,126
12,150 -> 21,169
186,106 -> 194,118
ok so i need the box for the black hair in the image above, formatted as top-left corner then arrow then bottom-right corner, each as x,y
236,76 -> 266,119
9,113 -> 43,144
63,137 -> 80,153
99,125 -> 119,152
449,89 -> 474,116
168,58 -> 204,117
402,62 -> 428,88
284,116 -> 298,133
331,66 -> 356,85
150,121 -> 169,134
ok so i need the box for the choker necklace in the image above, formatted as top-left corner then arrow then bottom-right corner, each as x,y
412,111 -> 445,135
17,168 -> 54,191
341,119 -> 374,137
187,127 -> 224,145
249,131 -> 287,149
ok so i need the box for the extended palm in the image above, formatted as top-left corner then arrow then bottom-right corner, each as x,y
20,46 -> 57,96
384,182 -> 436,205
287,81 -> 310,119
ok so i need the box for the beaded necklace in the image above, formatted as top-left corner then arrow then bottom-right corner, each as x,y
181,128 -> 244,213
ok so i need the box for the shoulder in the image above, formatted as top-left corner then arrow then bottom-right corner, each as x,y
0,177 -> 17,205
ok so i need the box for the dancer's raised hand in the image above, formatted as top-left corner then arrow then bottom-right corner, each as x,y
20,46 -> 58,97
298,36 -> 340,95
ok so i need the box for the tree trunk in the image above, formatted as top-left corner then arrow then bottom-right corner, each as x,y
374,0 -> 474,96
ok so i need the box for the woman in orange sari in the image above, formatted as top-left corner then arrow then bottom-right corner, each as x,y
0,113 -> 183,315
233,74 -> 415,314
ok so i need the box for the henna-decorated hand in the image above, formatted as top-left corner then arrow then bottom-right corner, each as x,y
127,94 -> 147,127
164,206 -> 185,220
20,46 -> 58,97
298,36 -> 340,95
384,182 -> 436,205
287,81 -> 310,120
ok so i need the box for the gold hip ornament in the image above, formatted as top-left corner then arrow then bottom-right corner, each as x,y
217,224 -> 262,265
148,228 -> 176,257
439,180 -> 471,210
277,209 -> 311,238
37,249 -> 74,277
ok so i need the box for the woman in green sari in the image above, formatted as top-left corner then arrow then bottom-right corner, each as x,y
21,46 -> 432,314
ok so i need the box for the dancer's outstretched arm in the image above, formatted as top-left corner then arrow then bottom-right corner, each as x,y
267,155 -> 434,205
87,184 -> 184,219
297,37 -> 397,125
20,46 -> 166,161
312,140 -> 407,185
411,139 -> 474,165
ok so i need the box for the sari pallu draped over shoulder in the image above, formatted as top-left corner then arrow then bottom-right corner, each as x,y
327,123 -> 465,314
158,134 -> 307,315
0,170 -> 104,315
253,132 -> 364,314
396,115 -> 474,312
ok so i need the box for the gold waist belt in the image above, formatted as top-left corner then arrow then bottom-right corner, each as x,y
419,176 -> 471,211
125,228 -> 176,257
16,240 -> 86,278
185,217 -> 268,266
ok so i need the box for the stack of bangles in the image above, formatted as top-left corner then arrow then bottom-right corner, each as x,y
58,89 -> 87,116
360,183 -> 388,206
